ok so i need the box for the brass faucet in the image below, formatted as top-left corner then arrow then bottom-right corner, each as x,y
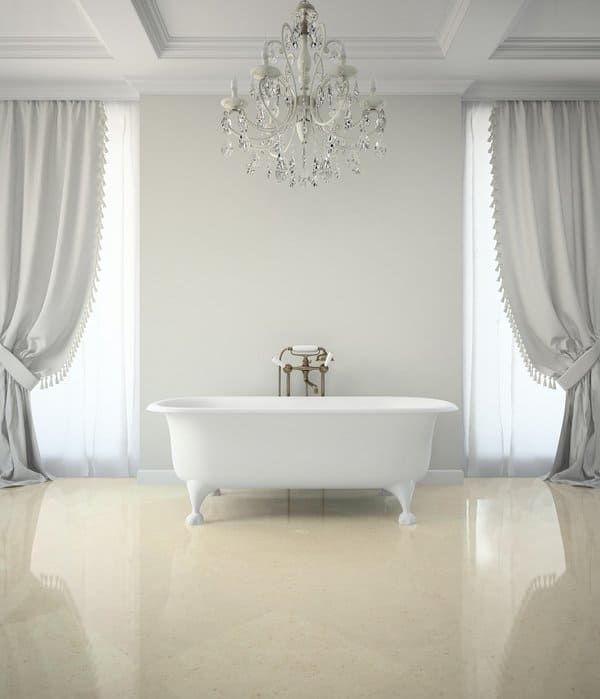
272,345 -> 334,396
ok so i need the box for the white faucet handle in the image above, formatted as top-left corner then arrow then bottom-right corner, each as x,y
324,352 -> 334,367
272,356 -> 286,369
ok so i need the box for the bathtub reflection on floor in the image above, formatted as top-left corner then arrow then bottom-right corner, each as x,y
1,478 -> 599,698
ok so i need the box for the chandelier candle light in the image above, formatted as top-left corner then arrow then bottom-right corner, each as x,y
219,0 -> 387,187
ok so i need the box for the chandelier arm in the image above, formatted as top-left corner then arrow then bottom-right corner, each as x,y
308,21 -> 327,92
325,112 -> 386,152
262,36 -> 295,97
279,129 -> 296,155
325,38 -> 345,59
310,75 -> 350,128
237,109 -> 289,136
311,103 -> 344,128
257,76 -> 296,134
308,30 -> 345,128
310,83 -> 348,128
264,38 -> 282,60
247,25 -> 298,137
264,129 -> 295,159
226,120 -> 283,148
347,104 -> 386,136
280,23 -> 299,99
226,111 -> 300,154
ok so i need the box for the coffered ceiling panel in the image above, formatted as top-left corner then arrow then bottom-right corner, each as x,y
156,0 -> 454,38
0,0 -> 110,58
492,0 -> 600,59
509,0 -> 600,37
0,0 -> 96,36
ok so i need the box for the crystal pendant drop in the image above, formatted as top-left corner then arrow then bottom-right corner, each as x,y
346,151 -> 360,175
220,115 -> 231,134
221,141 -> 234,158
374,140 -> 387,159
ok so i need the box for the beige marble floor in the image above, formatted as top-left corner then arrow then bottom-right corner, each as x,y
1,479 -> 599,699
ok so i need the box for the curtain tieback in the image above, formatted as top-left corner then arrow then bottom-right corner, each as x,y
557,339 -> 600,390
0,343 -> 39,390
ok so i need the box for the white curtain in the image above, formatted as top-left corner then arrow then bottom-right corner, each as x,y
463,102 -> 564,477
489,101 -> 600,485
0,101 -> 106,487
30,103 -> 139,478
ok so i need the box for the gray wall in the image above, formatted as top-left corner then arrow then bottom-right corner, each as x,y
140,95 -> 464,471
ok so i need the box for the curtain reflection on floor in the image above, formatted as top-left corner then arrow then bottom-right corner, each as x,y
0,480 -> 140,699
0,484 -> 99,698
496,484 -> 600,698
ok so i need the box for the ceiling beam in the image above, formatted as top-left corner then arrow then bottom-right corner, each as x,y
76,0 -> 157,69
443,0 -> 529,61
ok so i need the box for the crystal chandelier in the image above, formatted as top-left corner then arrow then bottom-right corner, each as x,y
219,0 -> 387,188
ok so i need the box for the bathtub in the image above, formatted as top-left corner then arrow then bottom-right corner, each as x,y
147,396 -> 458,526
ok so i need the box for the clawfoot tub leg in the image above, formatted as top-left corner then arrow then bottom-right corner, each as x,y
389,480 -> 416,525
186,481 -> 214,526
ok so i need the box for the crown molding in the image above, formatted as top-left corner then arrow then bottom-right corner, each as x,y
130,78 -> 224,94
0,81 -> 138,100
130,0 -> 168,57
372,79 -> 472,95
130,0 -> 445,60
158,37 -> 267,59
130,77 -> 472,96
158,36 -> 445,60
463,81 -> 600,101
438,0 -> 472,55
331,37 -> 444,60
492,37 -> 600,60
0,36 -> 110,59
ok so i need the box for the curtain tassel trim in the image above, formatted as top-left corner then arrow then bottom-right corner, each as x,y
488,106 -> 557,390
40,103 -> 108,390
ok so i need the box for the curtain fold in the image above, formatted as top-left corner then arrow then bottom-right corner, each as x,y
0,101 -> 106,487
490,101 -> 600,485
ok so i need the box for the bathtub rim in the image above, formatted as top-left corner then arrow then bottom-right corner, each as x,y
147,396 -> 458,415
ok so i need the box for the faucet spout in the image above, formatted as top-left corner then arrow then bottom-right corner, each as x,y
304,377 -> 319,395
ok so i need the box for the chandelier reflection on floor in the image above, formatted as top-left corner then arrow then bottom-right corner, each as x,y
219,1 -> 387,188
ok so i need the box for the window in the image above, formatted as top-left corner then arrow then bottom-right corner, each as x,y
463,103 -> 564,477
31,103 -> 139,477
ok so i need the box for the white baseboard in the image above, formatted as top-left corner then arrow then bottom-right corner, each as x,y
422,469 -> 464,485
137,469 -> 181,485
136,468 -> 464,486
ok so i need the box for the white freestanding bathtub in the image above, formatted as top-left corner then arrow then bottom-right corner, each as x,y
147,396 -> 458,526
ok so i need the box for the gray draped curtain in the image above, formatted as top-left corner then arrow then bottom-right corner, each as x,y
490,100 -> 600,485
0,101 -> 107,487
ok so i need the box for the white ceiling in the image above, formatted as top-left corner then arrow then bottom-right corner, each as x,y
0,0 -> 599,99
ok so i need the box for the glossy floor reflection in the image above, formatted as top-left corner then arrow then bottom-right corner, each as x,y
1,479 -> 599,698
